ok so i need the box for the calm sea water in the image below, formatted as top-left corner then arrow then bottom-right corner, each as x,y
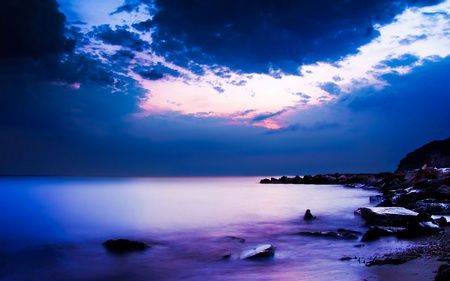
0,177 -> 415,280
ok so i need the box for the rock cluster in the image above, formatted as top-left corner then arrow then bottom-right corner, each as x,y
260,172 -> 399,186
261,167 -> 450,219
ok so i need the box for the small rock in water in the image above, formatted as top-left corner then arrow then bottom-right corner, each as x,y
303,209 -> 315,220
239,244 -> 275,260
221,251 -> 232,259
102,239 -> 150,253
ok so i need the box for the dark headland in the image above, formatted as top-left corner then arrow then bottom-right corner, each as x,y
260,137 -> 450,280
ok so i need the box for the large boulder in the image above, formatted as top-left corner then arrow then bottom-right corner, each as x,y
359,207 -> 418,227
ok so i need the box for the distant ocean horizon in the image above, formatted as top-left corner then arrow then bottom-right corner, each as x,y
0,176 -> 415,280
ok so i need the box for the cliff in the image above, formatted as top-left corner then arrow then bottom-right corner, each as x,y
396,137 -> 450,172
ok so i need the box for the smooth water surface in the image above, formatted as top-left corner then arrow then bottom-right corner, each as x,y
0,177 -> 413,280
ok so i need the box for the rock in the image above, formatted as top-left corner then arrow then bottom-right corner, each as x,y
102,239 -> 150,253
361,228 -> 381,242
303,209 -> 315,220
369,195 -> 384,203
260,178 -> 271,184
298,229 -> 361,240
396,221 -> 443,238
340,256 -> 353,261
376,198 -> 395,207
239,244 -> 275,259
221,251 -> 232,259
359,207 -> 418,227
435,264 -> 450,281
435,216 -> 448,227
361,226 -> 406,242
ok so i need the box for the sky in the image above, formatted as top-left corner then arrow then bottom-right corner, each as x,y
0,0 -> 450,177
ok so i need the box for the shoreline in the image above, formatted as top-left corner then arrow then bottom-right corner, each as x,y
358,227 -> 450,280
261,168 -> 450,280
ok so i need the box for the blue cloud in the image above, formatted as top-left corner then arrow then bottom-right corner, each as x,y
377,53 -> 420,68
94,25 -> 150,52
319,82 -> 341,96
252,109 -> 287,122
265,122 -> 340,135
399,34 -> 427,45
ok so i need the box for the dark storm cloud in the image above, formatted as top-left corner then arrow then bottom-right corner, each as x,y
132,0 -> 445,74
0,0 -> 150,176
94,25 -> 150,52
0,0 -> 75,58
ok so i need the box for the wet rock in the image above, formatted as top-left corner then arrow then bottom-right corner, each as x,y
359,207 -> 418,227
239,244 -> 275,259
303,209 -> 315,220
436,216 -> 448,227
376,198 -> 395,207
298,229 -> 361,240
102,239 -> 150,253
361,226 -> 406,242
369,195 -> 384,203
361,228 -> 381,242
260,178 -> 271,184
396,221 -> 444,238
340,256 -> 353,261
435,264 -> 450,281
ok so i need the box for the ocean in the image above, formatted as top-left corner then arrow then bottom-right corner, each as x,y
0,177 -> 416,280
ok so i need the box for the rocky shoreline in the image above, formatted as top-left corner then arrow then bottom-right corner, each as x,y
260,166 -> 450,280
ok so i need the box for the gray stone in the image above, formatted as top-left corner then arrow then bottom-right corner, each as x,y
359,207 -> 418,227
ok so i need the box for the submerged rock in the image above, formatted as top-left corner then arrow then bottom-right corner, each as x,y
102,239 -> 150,253
298,228 -> 361,240
225,236 -> 246,243
239,244 -> 275,259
